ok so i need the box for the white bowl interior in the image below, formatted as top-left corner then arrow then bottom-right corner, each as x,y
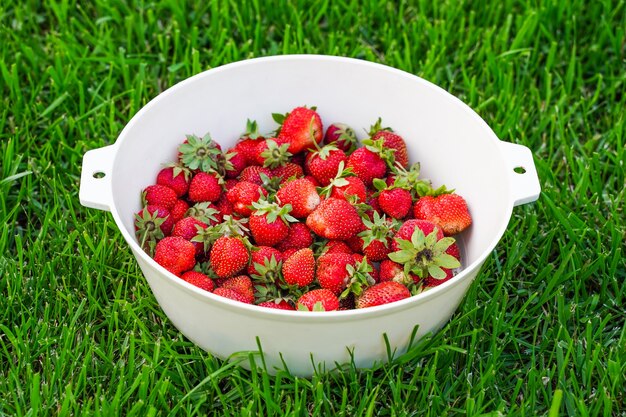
112,56 -> 512,266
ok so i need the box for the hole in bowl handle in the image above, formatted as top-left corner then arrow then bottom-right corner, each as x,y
498,141 -> 541,206
79,145 -> 117,211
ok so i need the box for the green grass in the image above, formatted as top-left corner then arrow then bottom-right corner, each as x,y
1,0 -> 625,415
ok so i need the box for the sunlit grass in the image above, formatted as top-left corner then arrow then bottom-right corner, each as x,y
1,0 -> 624,415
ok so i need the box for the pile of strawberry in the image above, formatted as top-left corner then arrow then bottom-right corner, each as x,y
135,106 -> 472,311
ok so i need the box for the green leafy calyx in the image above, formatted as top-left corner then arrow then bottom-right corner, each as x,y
330,123 -> 358,153
388,229 -> 460,280
241,119 -> 262,140
186,202 -> 219,224
191,224 -> 221,253
367,117 -> 393,137
340,258 -> 376,299
358,211 -> 399,249
178,133 -> 225,173
361,138 -> 397,169
134,207 -> 167,255
261,139 -> 292,169
318,161 -> 355,198
251,199 -> 298,225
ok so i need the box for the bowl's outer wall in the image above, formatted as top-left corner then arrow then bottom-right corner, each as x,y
108,56 -> 515,376
134,248 -> 481,375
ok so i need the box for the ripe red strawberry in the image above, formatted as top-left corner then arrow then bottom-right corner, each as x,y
134,206 -> 173,255
345,234 -> 365,253
239,165 -> 272,185
304,145 -> 347,186
381,162 -> 430,201
192,214 -> 249,255
282,248 -> 315,287
389,219 -> 460,282
156,165 -> 191,197
226,181 -> 268,217
316,253 -> 356,295
306,198 -> 363,240
281,248 -> 298,260
143,184 -> 178,210
214,287 -> 253,304
322,240 -> 354,255
235,119 -> 264,164
272,162 -> 304,183
172,216 -> 207,240
236,140 -> 262,166
356,281 -> 410,308
365,193 -> 383,218
296,289 -> 339,311
369,119 -> 409,168
447,242 -> 460,260
303,175 -> 320,187
249,201 -> 296,247
329,176 -> 367,203
392,219 -> 443,251
170,199 -> 190,223
421,242 -> 460,287
276,178 -> 321,218
220,275 -> 255,304
258,300 -> 295,310
215,193 -> 234,217
378,188 -> 412,219
249,213 -> 290,247
224,178 -> 238,191
362,238 -> 391,262
225,148 -> 247,179
171,216 -> 208,254
346,148 -> 387,186
413,193 -> 472,236
351,253 -> 379,283
188,171 -> 222,203
276,107 -> 323,154
180,271 -> 215,292
379,260 -> 406,282
375,131 -> 409,168
254,137 -> 292,167
275,222 -> 313,252
186,202 -> 221,225
135,205 -> 174,237
210,236 -> 250,278
423,268 -> 455,287
324,123 -> 358,153
354,212 -> 398,263
154,236 -> 196,276
248,246 -> 283,276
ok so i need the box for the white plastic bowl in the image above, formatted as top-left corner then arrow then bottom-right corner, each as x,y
79,55 -> 540,377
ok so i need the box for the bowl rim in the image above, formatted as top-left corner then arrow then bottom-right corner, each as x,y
110,54 -> 515,321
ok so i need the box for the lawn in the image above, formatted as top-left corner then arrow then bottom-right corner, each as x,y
1,0 -> 625,415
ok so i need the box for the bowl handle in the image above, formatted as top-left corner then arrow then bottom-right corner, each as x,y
79,145 -> 116,211
498,141 -> 541,206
